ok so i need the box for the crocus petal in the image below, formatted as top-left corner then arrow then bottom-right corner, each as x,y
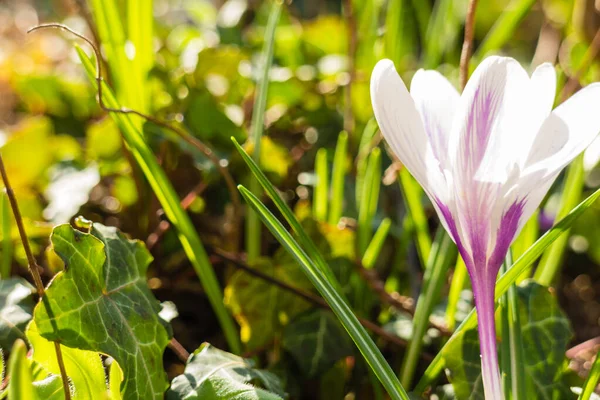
449,56 -> 530,184
370,59 -> 447,200
516,63 -> 557,167
410,69 -> 460,169
524,83 -> 600,178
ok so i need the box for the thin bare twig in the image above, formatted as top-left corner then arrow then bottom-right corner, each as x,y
0,155 -> 71,400
356,263 -> 452,337
560,27 -> 600,102
168,338 -> 190,363
27,23 -> 242,250
210,247 -> 435,358
459,0 -> 479,90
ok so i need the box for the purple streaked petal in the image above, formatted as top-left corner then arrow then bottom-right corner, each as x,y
450,57 -> 530,185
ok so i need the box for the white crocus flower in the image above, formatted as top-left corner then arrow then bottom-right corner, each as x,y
371,56 -> 600,399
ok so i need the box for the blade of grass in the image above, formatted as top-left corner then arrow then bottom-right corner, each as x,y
127,0 -> 153,113
534,155 -> 585,286
446,256 -> 467,331
77,47 -> 241,354
414,187 -> 600,393
408,0 -> 431,45
356,119 -> 378,206
238,185 -> 409,400
511,210 -> 539,283
400,231 -> 455,388
474,0 -> 537,59
328,131 -> 348,225
1,193 -> 11,279
246,0 -> 282,263
232,137 -> 341,290
362,218 -> 392,269
398,168 -> 432,267
385,0 -> 417,67
89,0 -> 139,110
423,0 -> 463,68
314,148 -> 329,222
578,349 -> 600,400
499,251 -> 526,400
358,148 -> 381,255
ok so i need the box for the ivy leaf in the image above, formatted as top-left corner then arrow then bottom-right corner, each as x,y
443,281 -> 573,400
166,343 -> 285,399
224,257 -> 311,350
0,277 -> 35,351
27,320 -> 109,399
282,309 -> 353,377
33,223 -> 171,400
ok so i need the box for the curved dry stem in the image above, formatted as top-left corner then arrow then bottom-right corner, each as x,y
0,154 -> 71,400
459,0 -> 479,90
28,23 -> 242,250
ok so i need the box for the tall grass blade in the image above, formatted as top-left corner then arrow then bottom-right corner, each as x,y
362,218 -> 392,269
475,0 -> 537,59
246,0 -> 282,263
400,231 -> 455,388
534,155 -> 585,285
314,148 -> 329,222
238,185 -> 410,400
358,148 -> 381,255
328,131 -> 348,225
398,168 -> 432,267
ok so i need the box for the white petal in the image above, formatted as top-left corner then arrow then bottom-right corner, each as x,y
516,63 -> 557,167
410,69 -> 460,169
370,59 -> 447,199
524,82 -> 600,178
448,56 -> 531,185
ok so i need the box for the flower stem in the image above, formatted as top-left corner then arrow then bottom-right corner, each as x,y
473,274 -> 503,400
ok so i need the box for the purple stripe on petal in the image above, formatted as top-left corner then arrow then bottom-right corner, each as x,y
488,199 -> 526,274
433,198 -> 474,270
464,84 -> 504,171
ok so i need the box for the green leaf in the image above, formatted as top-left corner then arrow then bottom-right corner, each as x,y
313,148 -> 329,222
166,343 -> 285,399
224,258 -> 311,350
8,339 -> 36,400
443,281 -> 573,400
0,277 -> 35,351
27,320 -> 109,399
283,309 -> 353,377
33,223 -> 170,400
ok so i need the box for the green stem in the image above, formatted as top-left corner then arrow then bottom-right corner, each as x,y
246,0 -> 282,263
400,231 -> 455,388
